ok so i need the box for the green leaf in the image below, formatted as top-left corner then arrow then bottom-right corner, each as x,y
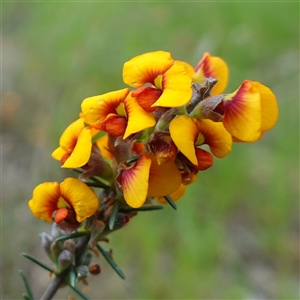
120,205 -> 164,212
69,267 -> 76,287
96,244 -> 125,279
55,231 -> 87,242
109,201 -> 119,230
21,253 -> 53,273
19,270 -> 34,300
69,285 -> 91,300
163,195 -> 177,210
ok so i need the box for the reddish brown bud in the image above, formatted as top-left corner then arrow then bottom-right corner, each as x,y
89,264 -> 101,275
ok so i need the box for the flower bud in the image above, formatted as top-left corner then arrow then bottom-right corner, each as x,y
89,264 -> 101,275
39,232 -> 53,257
57,250 -> 73,273
76,265 -> 89,279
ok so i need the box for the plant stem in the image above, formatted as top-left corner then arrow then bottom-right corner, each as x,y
40,234 -> 91,300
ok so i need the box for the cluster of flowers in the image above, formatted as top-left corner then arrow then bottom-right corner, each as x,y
27,51 -> 278,281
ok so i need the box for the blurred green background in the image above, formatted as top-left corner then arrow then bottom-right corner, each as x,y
2,2 -> 299,299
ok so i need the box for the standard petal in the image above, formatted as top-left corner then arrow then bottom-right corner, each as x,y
60,178 -> 99,222
123,93 -> 156,139
169,115 -> 198,165
193,52 -> 229,95
28,182 -> 61,222
147,153 -> 182,197
152,61 -> 193,107
121,154 -> 152,208
62,127 -> 93,168
194,119 -> 232,158
255,82 -> 279,131
81,89 -> 130,125
222,80 -> 262,142
123,51 -> 174,88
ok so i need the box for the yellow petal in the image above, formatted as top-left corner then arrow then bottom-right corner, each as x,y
175,60 -> 195,77
60,178 -> 99,222
194,119 -> 232,158
62,127 -> 92,168
123,51 -> 174,88
147,153 -> 182,197
157,184 -> 186,203
81,89 -> 130,125
52,146 -> 67,161
223,80 -> 262,141
169,115 -> 198,165
255,82 -> 279,131
28,182 -> 61,222
193,52 -> 229,95
123,93 -> 156,139
152,61 -> 192,107
122,154 -> 152,208
95,134 -> 113,160
54,118 -> 85,156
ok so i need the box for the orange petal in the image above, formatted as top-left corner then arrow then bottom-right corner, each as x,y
147,153 -> 182,197
169,115 -> 198,165
152,61 -> 192,107
121,154 -> 152,208
223,80 -> 262,141
195,148 -> 214,170
194,119 -> 232,158
60,178 -> 99,222
123,93 -> 156,139
131,86 -> 162,112
157,184 -> 186,203
193,52 -> 229,95
81,89 -> 130,125
62,127 -> 93,168
123,51 -> 174,88
101,114 -> 127,137
54,207 -> 69,224
28,182 -> 61,222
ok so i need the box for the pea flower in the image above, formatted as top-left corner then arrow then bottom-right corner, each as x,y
28,178 -> 99,226
123,51 -> 193,108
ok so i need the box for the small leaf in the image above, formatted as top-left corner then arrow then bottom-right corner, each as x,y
69,267 -> 76,287
19,270 -> 34,300
163,195 -> 177,210
109,202 -> 119,230
21,253 -> 53,273
120,205 -> 164,212
96,244 -> 125,279
69,285 -> 91,300
55,231 -> 87,242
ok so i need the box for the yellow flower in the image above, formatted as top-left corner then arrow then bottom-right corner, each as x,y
169,115 -> 232,166
52,118 -> 93,169
178,52 -> 229,96
28,178 -> 99,223
123,51 -> 192,108
81,89 -> 155,139
222,80 -> 279,142
119,153 -> 182,208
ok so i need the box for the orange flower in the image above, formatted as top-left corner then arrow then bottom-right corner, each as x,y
123,51 -> 192,108
28,178 -> 99,224
222,80 -> 279,142
118,153 -> 182,208
52,118 -> 93,169
169,115 -> 232,167
81,89 -> 155,139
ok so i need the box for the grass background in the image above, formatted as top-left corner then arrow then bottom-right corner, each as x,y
2,1 -> 299,299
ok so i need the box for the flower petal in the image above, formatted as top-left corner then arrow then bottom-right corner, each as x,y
28,182 -> 61,222
60,178 -> 99,222
255,82 -> 279,131
195,148 -> 214,170
157,184 -> 186,203
121,154 -> 152,208
147,153 -> 182,197
175,60 -> 195,77
169,115 -> 198,165
223,80 -> 262,141
95,134 -> 114,160
123,93 -> 156,139
62,127 -> 93,168
194,119 -> 232,158
193,52 -> 229,95
123,51 -> 174,88
152,61 -> 192,107
81,89 -> 130,125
